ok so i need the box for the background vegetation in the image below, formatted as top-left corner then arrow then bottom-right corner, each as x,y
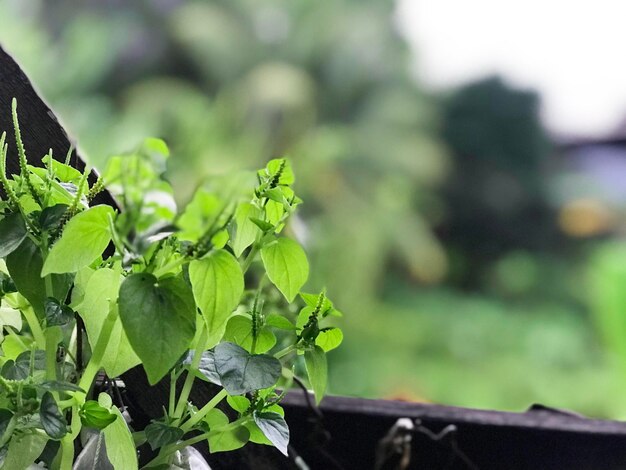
2,0 -> 626,417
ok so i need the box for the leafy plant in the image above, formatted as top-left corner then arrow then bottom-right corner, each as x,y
0,99 -> 343,468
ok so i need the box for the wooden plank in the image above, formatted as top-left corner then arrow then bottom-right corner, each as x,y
0,45 -> 117,209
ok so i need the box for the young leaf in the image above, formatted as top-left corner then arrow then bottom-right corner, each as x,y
232,202 -> 262,257
266,314 -> 296,330
214,342 -> 282,395
80,401 -> 117,430
0,212 -> 27,258
76,268 -> 140,377
189,249 -> 243,344
145,422 -> 184,450
254,411 -> 290,456
40,392 -> 68,439
3,432 -> 48,470
205,409 -> 250,453
42,205 -> 115,276
316,328 -> 344,352
226,395 -> 251,413
261,238 -> 309,302
119,273 -> 196,384
224,315 -> 276,354
304,346 -> 328,405
44,297 -> 74,326
101,395 -> 138,470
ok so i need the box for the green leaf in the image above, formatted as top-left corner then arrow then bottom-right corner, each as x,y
264,200 -> 284,226
261,238 -> 309,302
80,401 -> 117,430
214,342 -> 282,395
254,411 -> 290,456
265,314 -> 296,330
205,409 -> 249,453
177,190 -> 223,242
6,238 -> 73,318
224,315 -> 276,354
316,328 -> 344,352
42,205 -> 115,276
189,250 -> 243,345
145,422 -> 184,451
300,292 -> 341,317
232,203 -> 262,257
226,395 -> 251,413
119,273 -> 196,384
42,155 -> 82,183
101,394 -> 138,470
40,392 -> 67,439
0,212 -> 27,258
143,137 -> 170,159
3,431 -> 48,469
265,158 -> 295,186
304,346 -> 327,405
75,268 -> 140,377
44,297 -> 74,326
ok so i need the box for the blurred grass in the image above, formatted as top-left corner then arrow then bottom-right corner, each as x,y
329,280 -> 626,419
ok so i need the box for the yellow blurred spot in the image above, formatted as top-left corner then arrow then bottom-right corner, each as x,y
558,198 -> 614,237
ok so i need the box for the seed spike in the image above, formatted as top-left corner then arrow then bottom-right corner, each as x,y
12,99 -> 40,204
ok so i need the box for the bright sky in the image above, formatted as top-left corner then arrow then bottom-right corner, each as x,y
396,0 -> 626,138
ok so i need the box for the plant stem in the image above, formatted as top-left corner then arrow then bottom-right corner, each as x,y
22,306 -> 45,348
169,371 -> 177,416
58,406 -> 80,470
275,344 -> 296,360
44,328 -> 58,382
152,257 -> 186,279
173,323 -> 208,420
77,306 -> 118,399
180,389 -> 228,433
241,244 -> 259,273
145,417 -> 250,468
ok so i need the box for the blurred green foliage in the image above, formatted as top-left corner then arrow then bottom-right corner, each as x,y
2,0 -> 626,417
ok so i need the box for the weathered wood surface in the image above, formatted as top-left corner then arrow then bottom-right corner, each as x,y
5,41 -> 626,470
0,45 -> 116,209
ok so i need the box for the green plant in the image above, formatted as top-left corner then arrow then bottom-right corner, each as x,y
0,99 -> 343,468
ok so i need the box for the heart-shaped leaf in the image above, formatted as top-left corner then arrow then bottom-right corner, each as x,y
189,249 -> 243,346
44,297 -> 74,326
119,273 -> 196,384
261,238 -> 309,302
214,342 -> 281,395
145,422 -> 184,451
42,205 -> 115,276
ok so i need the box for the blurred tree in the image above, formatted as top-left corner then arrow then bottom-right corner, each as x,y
0,0 -> 450,315
440,77 -> 560,289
